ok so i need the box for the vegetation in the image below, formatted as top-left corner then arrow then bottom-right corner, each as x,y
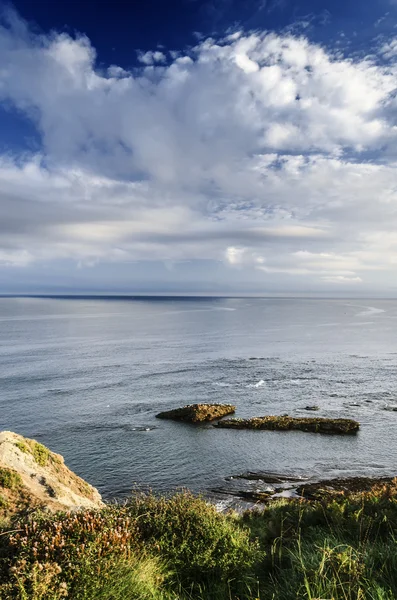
13,439 -> 50,467
30,442 -> 50,467
0,469 -> 22,490
156,403 -> 236,423
14,442 -> 29,455
214,414 -> 360,434
1,480 -> 397,599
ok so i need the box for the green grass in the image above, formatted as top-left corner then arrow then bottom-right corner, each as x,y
14,443 -> 29,455
1,484 -> 397,599
0,469 -> 23,490
30,443 -> 50,467
13,440 -> 50,468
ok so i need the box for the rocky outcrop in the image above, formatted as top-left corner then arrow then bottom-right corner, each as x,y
296,476 -> 397,500
156,403 -> 236,423
0,431 -> 103,518
213,415 -> 360,434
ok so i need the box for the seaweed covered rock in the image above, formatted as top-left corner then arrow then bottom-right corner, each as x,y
213,415 -> 359,434
296,476 -> 397,500
156,403 -> 235,423
0,431 -> 103,519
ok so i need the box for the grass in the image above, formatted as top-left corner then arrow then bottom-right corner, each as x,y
14,443 -> 29,455
13,440 -> 50,468
1,483 -> 397,599
29,443 -> 50,468
0,469 -> 23,490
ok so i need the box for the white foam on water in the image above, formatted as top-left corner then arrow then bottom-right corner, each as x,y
355,305 -> 386,317
247,379 -> 266,388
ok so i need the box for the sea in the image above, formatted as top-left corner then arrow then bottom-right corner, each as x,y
1,296 -> 397,501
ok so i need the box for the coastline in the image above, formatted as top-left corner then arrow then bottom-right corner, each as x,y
2,434 -> 397,600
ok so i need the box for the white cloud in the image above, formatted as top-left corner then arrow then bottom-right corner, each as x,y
225,247 -> 246,265
0,11 -> 397,292
138,50 -> 166,65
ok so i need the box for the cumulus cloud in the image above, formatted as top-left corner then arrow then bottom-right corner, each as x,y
137,50 -> 167,65
0,9 -> 397,292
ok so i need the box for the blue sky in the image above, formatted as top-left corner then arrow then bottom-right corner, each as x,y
0,0 -> 397,295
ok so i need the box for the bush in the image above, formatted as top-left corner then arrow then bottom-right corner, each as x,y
125,492 -> 262,588
30,443 -> 50,467
3,487 -> 397,599
0,493 -> 261,599
0,469 -> 22,490
14,442 -> 29,455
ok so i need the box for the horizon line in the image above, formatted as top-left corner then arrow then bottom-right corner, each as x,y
1,293 -> 397,301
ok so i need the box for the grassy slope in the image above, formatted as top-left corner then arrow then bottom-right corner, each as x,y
1,481 -> 397,599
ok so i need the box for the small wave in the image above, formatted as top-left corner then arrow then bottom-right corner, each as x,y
247,379 -> 266,388
355,306 -> 385,317
65,423 -> 157,433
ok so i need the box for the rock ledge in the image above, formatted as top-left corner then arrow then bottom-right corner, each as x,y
156,403 -> 235,423
213,415 -> 359,434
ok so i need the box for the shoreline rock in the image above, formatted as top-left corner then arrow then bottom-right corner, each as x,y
156,403 -> 236,423
211,472 -> 396,508
213,415 -> 360,434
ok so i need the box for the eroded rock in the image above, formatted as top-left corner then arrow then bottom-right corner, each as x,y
156,403 -> 235,423
0,431 -> 103,518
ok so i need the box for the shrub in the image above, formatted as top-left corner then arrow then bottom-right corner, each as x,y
14,442 -> 29,454
30,443 -> 50,467
0,469 -> 22,490
125,492 -> 262,589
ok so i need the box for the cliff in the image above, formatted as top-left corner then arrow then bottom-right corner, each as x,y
0,431 -> 102,519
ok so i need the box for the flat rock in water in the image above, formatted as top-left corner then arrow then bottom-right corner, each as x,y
296,476 -> 397,500
213,415 -> 360,434
156,403 -> 236,423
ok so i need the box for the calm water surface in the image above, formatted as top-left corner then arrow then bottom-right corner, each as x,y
1,296 -> 397,498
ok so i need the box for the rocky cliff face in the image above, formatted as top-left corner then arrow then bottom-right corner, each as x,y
0,431 -> 102,519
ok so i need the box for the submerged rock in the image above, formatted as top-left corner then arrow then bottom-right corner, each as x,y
156,403 -> 236,423
213,415 -> 360,434
0,431 -> 103,518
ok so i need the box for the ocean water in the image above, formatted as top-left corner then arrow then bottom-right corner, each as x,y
1,296 -> 397,499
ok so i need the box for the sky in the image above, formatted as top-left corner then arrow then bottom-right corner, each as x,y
0,0 -> 397,296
